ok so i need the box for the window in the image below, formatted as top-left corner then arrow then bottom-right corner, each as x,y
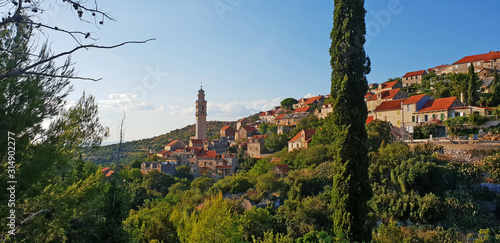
455,65 -> 459,69
397,120 -> 401,125
424,115 -> 428,121
477,61 -> 481,66
432,114 -> 436,119
397,110 -> 400,115
467,63 -> 471,67
417,116 -> 421,123
412,116 -> 415,122
407,105 -> 411,112
440,113 -> 445,120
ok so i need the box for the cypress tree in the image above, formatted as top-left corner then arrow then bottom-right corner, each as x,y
467,62 -> 480,106
322,0 -> 372,241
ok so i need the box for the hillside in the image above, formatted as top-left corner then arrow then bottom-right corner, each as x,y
84,120 -> 236,165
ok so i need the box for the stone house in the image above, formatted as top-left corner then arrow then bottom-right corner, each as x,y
274,113 -> 309,126
402,94 -> 432,127
237,117 -> 250,130
402,70 -> 427,87
259,110 -> 280,123
236,126 -> 257,141
412,97 -> 463,123
293,95 -> 324,109
247,135 -> 267,159
220,125 -> 236,139
141,162 -> 176,175
451,51 -> 500,74
164,140 -> 186,152
427,64 -> 450,76
294,106 -> 313,114
366,88 -> 408,112
288,129 -> 316,152
189,138 -> 205,148
372,99 -> 404,127
270,164 -> 289,178
316,103 -> 333,119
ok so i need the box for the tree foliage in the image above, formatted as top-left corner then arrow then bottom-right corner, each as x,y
317,0 -> 372,241
281,98 -> 298,110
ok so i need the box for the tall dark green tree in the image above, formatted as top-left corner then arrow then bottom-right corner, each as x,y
467,63 -> 480,106
314,0 -> 372,241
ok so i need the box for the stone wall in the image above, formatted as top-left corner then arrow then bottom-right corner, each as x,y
441,148 -> 491,163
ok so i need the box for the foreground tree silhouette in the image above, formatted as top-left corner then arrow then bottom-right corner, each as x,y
313,0 -> 372,241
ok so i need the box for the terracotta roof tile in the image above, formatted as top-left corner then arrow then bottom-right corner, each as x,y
418,97 -> 458,112
365,92 -> 374,99
288,129 -> 316,143
275,114 -> 287,120
403,94 -> 427,105
373,99 -> 404,112
221,125 -> 234,131
378,81 -> 399,90
303,95 -> 323,105
294,107 -> 312,113
366,116 -> 374,124
403,70 -> 426,77
166,140 -> 181,146
453,51 -> 500,65
367,89 -> 402,101
243,126 -> 256,132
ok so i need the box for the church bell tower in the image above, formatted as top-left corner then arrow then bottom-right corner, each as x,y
195,85 -> 207,140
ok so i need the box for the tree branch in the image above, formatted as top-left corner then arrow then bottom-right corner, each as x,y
0,38 -> 156,81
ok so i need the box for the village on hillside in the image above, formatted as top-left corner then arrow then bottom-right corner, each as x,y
140,50 -> 500,180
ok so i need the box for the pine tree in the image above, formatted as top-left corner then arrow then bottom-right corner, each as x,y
315,0 -> 372,241
467,62 -> 480,106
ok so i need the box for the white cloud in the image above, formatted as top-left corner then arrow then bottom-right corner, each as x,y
99,93 -> 165,113
303,93 -> 314,98
167,98 -> 282,121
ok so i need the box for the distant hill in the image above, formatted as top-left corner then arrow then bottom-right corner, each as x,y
84,121 -> 236,165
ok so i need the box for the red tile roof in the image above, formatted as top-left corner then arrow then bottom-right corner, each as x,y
157,150 -> 169,155
428,64 -> 448,72
166,140 -> 181,146
289,129 -> 316,143
403,94 -> 428,105
453,51 -> 500,65
260,112 -> 267,116
366,116 -> 374,124
367,89 -> 402,101
249,135 -> 266,142
275,114 -> 287,120
238,118 -> 249,123
303,95 -> 323,105
294,106 -> 312,113
403,70 -> 426,77
243,126 -> 256,132
190,139 -> 203,144
373,99 -> 404,112
270,158 -> 282,164
365,92 -> 374,99
418,97 -> 458,112
377,81 -> 399,90
198,149 -> 219,158
221,125 -> 234,131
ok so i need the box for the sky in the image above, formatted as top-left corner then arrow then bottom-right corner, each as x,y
32,0 -> 500,143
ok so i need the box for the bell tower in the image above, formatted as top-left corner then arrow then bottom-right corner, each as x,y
195,85 -> 207,140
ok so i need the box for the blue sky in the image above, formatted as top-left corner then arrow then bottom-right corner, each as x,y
39,0 -> 500,142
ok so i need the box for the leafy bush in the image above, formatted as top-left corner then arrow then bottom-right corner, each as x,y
482,154 -> 500,182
